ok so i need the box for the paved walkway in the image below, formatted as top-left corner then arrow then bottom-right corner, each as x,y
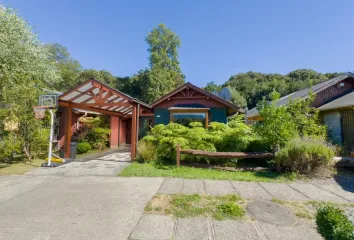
157,178 -> 354,203
25,147 -> 131,177
130,214 -> 322,240
3,152 -> 354,240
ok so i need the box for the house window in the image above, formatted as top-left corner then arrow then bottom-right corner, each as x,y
168,107 -> 209,128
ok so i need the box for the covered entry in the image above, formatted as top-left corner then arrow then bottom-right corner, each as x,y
58,79 -> 152,160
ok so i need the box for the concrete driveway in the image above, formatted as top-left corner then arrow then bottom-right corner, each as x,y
0,175 -> 164,240
25,150 -> 131,177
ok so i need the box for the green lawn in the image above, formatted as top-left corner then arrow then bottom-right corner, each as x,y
0,158 -> 46,175
119,162 -> 294,182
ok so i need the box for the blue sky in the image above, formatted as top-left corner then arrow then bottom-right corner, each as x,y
2,0 -> 354,86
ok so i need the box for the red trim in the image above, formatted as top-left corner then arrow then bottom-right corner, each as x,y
150,82 -> 244,113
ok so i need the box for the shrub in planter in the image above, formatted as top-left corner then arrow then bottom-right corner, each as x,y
137,140 -> 157,163
316,204 -> 354,240
276,137 -> 334,174
77,142 -> 92,154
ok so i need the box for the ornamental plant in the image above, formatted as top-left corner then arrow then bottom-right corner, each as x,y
141,116 -> 255,164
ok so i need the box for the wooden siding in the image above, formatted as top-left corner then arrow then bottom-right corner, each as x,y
313,79 -> 354,108
154,98 -> 225,108
341,109 -> 354,152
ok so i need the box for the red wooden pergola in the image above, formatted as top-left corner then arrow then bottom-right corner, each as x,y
58,79 -> 152,160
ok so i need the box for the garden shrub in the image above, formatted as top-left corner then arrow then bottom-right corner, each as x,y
87,127 -> 110,150
316,204 -> 354,240
77,142 -> 92,154
142,116 -> 255,164
276,137 -> 334,174
137,140 -> 157,163
0,132 -> 23,164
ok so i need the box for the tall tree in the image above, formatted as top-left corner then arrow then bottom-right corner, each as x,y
0,6 -> 59,99
145,23 -> 185,102
0,6 -> 60,160
46,43 -> 82,91
78,69 -> 116,86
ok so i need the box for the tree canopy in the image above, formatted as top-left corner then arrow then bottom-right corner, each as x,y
0,6 -> 60,160
46,43 -> 82,91
145,23 -> 185,102
204,69 -> 343,109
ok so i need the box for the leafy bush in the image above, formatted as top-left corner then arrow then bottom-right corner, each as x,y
77,142 -> 92,154
142,118 -> 254,164
77,117 -> 110,151
0,132 -> 23,164
137,140 -> 157,163
255,90 -> 327,150
316,204 -> 354,240
276,137 -> 334,174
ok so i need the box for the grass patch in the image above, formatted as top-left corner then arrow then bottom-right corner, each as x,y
145,194 -> 246,220
270,198 -> 354,221
0,158 -> 45,175
119,162 -> 294,183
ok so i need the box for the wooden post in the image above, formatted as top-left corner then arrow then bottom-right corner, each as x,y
273,146 -> 280,172
131,104 -> 137,160
64,106 -> 72,158
176,143 -> 181,167
205,110 -> 209,128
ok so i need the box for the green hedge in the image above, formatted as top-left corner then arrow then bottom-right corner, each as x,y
316,204 -> 354,240
77,142 -> 92,154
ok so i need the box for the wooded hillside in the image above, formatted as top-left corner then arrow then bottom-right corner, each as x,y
205,69 -> 343,109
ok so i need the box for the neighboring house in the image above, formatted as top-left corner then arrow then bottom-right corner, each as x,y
149,82 -> 244,128
246,72 -> 354,151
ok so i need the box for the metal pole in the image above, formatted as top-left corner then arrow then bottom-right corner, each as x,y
48,110 -> 54,166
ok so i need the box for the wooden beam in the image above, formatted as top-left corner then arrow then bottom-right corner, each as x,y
140,113 -> 154,117
170,96 -> 208,100
131,104 -> 137,160
89,91 -> 99,103
180,149 -> 274,158
176,143 -> 181,167
169,109 -> 209,113
58,101 -> 124,116
100,91 -> 113,103
75,102 -> 131,107
98,87 -> 104,102
64,106 -> 72,158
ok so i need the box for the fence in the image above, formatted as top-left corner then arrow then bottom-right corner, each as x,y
176,144 -> 278,171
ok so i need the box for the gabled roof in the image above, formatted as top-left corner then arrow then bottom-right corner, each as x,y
151,82 -> 244,113
247,72 -> 354,118
58,79 -> 151,117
